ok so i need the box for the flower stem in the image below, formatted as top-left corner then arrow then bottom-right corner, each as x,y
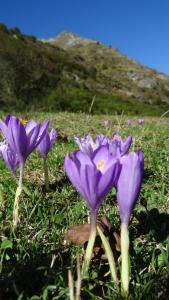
13,164 -> 24,228
68,270 -> 74,300
97,225 -> 118,285
121,223 -> 130,296
43,159 -> 49,190
81,212 -> 97,278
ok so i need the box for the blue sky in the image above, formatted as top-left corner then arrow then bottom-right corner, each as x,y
0,0 -> 169,74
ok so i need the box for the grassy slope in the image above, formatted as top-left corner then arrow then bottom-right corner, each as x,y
0,26 -> 98,111
0,24 -> 169,115
0,112 -> 169,299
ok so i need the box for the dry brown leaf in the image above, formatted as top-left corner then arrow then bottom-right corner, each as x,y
64,223 -> 91,246
64,216 -> 121,260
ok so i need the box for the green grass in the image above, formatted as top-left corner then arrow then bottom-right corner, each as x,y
0,112 -> 169,299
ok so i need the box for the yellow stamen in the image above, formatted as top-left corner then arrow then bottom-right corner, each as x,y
97,160 -> 105,170
113,135 -> 119,141
20,118 -> 28,126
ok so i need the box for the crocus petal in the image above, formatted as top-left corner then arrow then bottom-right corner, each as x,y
95,134 -> 109,148
112,132 -> 122,145
0,120 -> 10,141
79,164 -> 97,211
5,117 -> 27,164
97,160 -> 120,206
25,119 -> 37,134
117,151 -> 144,225
26,125 -> 41,157
38,132 -> 51,159
92,145 -> 109,166
5,115 -> 11,125
27,120 -> 50,153
38,120 -> 50,141
64,153 -> 86,200
27,121 -> 55,159
138,150 -> 144,176
92,145 -> 115,174
121,136 -> 132,156
109,140 -> 118,157
0,143 -> 19,175
74,135 -> 94,156
25,119 -> 49,141
74,150 -> 96,204
74,150 -> 94,168
74,136 -> 82,149
49,128 -> 57,146
111,133 -> 132,158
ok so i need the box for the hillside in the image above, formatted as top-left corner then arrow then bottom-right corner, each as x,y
0,23 -> 169,115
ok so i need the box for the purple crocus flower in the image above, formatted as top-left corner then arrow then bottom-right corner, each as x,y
25,119 -> 57,189
65,145 -> 120,216
127,120 -> 132,127
0,116 -> 49,165
74,134 -> 110,156
74,135 -> 95,156
137,119 -> 144,126
109,132 -> 132,158
74,133 -> 132,160
95,134 -> 110,148
0,141 -> 19,175
117,150 -> 144,294
38,128 -> 57,160
117,151 -> 144,226
38,128 -> 57,190
0,115 -> 49,228
65,145 -> 121,276
24,119 -> 57,159
25,119 -> 56,190
103,120 -> 110,129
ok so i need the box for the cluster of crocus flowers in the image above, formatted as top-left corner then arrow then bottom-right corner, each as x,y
74,132 -> 132,159
127,118 -> 144,127
0,115 -> 57,227
65,132 -> 144,294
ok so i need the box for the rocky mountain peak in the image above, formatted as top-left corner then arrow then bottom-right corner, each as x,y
41,31 -> 98,49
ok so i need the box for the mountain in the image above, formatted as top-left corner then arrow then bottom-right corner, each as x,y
41,32 -> 98,49
0,23 -> 169,115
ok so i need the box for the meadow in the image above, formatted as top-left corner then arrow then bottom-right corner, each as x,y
0,112 -> 169,300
